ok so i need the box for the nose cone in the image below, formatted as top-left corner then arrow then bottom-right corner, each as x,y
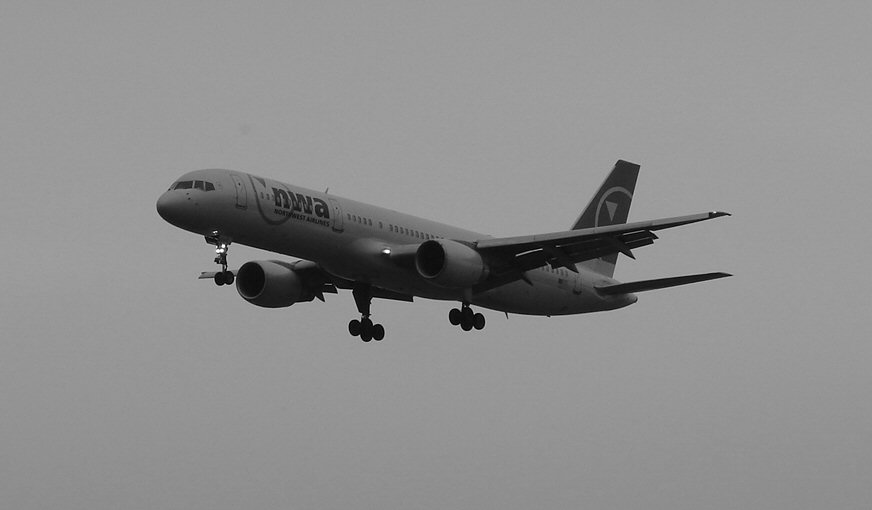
157,190 -> 201,231
156,191 -> 179,224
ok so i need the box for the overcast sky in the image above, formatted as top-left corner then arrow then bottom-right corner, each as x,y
2,2 -> 871,509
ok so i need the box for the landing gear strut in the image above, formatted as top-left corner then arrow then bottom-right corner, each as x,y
348,284 -> 385,342
206,232 -> 234,286
449,303 -> 486,331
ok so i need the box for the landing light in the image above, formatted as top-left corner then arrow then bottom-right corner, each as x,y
381,248 -> 392,256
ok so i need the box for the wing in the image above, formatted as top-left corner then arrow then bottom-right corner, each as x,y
199,260 -> 339,301
472,211 -> 730,292
200,260 -> 413,303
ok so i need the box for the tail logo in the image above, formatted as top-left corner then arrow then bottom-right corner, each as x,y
605,201 -> 619,221
595,186 -> 633,227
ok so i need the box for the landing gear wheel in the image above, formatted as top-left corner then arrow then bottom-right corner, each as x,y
449,308 -> 462,325
460,307 -> 474,330
214,271 -> 226,286
349,319 -> 362,337
449,304 -> 486,332
372,324 -> 385,341
461,307 -> 474,324
473,313 -> 486,330
359,318 -> 372,342
223,271 -> 234,285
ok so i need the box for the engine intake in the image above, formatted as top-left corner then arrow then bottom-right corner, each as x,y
415,239 -> 488,288
236,260 -> 307,308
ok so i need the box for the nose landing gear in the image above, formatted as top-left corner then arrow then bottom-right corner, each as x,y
449,304 -> 486,331
206,232 -> 234,286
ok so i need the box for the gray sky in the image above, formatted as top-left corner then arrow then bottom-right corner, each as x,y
2,1 -> 870,509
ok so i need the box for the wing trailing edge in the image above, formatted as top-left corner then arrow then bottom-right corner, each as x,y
595,272 -> 732,295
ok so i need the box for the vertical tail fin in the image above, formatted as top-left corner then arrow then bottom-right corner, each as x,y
572,160 -> 640,277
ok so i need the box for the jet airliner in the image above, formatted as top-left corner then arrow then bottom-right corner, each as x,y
156,160 -> 730,341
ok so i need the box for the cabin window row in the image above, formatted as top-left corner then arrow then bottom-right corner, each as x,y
388,224 -> 441,241
343,213 -> 442,240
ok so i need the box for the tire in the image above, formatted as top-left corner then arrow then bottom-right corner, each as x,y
461,307 -> 474,324
360,318 -> 373,342
372,324 -> 385,341
348,319 -> 361,336
214,272 -> 226,286
473,313 -> 486,330
449,308 -> 462,325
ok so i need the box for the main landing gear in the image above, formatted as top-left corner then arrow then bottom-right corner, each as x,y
206,232 -> 234,286
449,303 -> 486,331
348,284 -> 385,342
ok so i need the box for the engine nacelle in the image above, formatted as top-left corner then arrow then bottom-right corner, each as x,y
235,260 -> 307,308
415,239 -> 488,288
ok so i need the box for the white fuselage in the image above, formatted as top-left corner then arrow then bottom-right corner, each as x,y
156,169 -> 636,315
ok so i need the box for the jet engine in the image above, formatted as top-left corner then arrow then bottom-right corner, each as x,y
235,260 -> 307,308
415,239 -> 489,288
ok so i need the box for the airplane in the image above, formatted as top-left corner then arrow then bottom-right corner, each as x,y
156,160 -> 730,341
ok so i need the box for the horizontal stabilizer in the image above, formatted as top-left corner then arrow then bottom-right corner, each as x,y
595,272 -> 731,295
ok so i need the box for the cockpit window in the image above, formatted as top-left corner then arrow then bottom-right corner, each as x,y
171,180 -> 215,191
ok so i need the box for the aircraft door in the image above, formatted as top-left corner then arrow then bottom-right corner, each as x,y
230,173 -> 247,209
329,198 -> 344,232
